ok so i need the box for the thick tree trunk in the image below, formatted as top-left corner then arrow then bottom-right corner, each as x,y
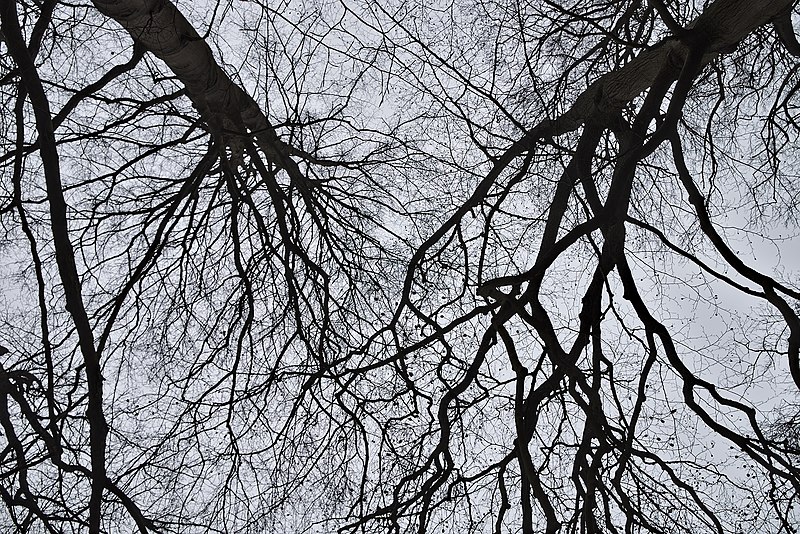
556,0 -> 796,132
89,1 -> 800,392
92,0 -> 795,142
90,0 -> 294,168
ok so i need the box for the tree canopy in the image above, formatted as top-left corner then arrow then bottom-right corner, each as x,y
1,0 -> 800,532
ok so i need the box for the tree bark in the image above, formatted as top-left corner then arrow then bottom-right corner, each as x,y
89,0 -> 296,170
549,0 -> 795,134
89,0 -> 795,177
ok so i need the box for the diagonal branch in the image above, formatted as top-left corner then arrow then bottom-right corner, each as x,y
89,0 -> 307,182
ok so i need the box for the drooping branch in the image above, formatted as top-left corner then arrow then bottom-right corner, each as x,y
1,2 -> 108,531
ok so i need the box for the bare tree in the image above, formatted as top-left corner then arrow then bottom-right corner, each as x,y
1,0 -> 799,532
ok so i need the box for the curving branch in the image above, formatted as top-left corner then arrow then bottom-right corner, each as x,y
773,9 -> 800,56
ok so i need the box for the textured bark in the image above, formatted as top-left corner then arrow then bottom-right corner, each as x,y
551,0 -> 795,134
774,10 -> 800,56
90,0 -> 794,157
90,0 -> 293,168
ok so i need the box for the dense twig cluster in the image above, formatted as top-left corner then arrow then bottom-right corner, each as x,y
0,0 -> 799,532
